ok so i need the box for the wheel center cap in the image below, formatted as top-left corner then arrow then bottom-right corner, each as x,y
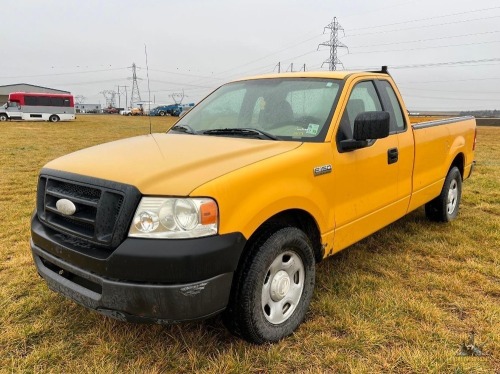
270,270 -> 290,301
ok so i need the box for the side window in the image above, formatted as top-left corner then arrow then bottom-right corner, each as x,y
50,98 -> 64,106
25,96 -> 38,106
39,97 -> 51,106
378,80 -> 406,132
337,81 -> 382,141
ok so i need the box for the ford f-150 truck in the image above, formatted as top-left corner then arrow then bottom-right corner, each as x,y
31,68 -> 476,344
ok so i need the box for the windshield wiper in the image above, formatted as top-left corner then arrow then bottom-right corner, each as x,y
170,124 -> 197,134
202,128 -> 278,140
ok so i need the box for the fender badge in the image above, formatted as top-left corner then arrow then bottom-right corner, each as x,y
56,199 -> 76,216
313,164 -> 332,176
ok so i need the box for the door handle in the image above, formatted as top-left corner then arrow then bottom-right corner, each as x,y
388,148 -> 398,164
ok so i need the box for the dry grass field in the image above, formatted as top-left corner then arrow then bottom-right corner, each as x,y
0,115 -> 498,373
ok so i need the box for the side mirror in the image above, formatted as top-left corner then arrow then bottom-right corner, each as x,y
340,111 -> 390,151
353,111 -> 390,140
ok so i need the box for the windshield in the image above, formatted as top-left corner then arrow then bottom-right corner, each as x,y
171,78 -> 342,142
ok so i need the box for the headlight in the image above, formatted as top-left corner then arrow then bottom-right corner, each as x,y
129,197 -> 218,239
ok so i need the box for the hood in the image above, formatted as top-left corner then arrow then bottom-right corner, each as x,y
44,133 -> 301,195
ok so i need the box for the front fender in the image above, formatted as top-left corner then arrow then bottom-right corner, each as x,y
191,143 -> 335,240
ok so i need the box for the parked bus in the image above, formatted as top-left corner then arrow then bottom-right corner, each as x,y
0,92 -> 75,122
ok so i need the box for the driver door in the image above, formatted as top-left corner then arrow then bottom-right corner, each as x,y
332,79 -> 400,251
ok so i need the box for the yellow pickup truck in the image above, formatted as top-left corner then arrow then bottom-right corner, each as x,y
31,68 -> 476,343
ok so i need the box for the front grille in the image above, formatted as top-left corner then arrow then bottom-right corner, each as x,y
37,171 -> 141,250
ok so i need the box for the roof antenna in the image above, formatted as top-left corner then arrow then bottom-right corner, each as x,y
145,44 -> 152,135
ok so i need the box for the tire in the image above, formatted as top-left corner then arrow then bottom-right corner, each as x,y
49,115 -> 60,123
159,111 -> 166,116
223,226 -> 315,344
127,113 -> 132,116
425,166 -> 462,222
0,113 -> 8,121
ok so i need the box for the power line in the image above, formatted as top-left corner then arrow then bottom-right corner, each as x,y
347,5 -> 500,32
148,79 -> 214,89
345,14 -> 500,38
348,30 -> 500,49
349,39 -> 500,55
346,58 -> 500,71
147,68 -> 220,81
0,67 -> 128,79
213,33 -> 323,77
392,58 -> 500,69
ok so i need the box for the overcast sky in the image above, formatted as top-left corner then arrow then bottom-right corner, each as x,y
1,0 -> 499,111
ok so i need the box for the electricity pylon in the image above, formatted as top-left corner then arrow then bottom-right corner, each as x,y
318,17 -> 348,71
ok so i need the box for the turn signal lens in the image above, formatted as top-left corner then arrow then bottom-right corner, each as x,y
200,201 -> 218,225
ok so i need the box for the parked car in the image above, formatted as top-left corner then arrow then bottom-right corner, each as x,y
149,104 -> 182,117
102,107 -> 119,114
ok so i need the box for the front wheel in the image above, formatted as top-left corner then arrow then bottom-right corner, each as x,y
223,227 -> 315,344
425,166 -> 462,222
49,115 -> 60,123
0,113 -> 8,121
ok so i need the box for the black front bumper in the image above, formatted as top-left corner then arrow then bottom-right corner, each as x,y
31,215 -> 246,323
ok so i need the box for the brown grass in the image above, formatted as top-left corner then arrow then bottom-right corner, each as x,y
0,116 -> 498,373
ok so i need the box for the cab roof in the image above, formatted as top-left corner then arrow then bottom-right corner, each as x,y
233,69 -> 389,82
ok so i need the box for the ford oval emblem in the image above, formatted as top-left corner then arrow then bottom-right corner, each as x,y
56,199 -> 76,216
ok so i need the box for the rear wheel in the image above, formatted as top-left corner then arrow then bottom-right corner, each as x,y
425,166 -> 462,222
223,227 -> 315,344
0,113 -> 7,121
49,115 -> 60,123
159,111 -> 166,116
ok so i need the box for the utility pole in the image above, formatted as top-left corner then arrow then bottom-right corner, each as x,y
286,63 -> 294,73
116,85 -> 129,108
275,62 -> 281,73
318,17 -> 348,71
302,64 -> 306,72
129,63 -> 142,108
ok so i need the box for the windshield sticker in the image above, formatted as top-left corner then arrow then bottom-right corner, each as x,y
306,124 -> 320,135
326,82 -> 333,87
292,127 -> 307,137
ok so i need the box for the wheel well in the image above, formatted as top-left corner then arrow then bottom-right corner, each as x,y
247,209 -> 323,263
450,153 -> 465,178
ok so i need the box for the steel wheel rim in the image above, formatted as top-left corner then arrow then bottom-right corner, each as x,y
447,179 -> 458,214
261,250 -> 304,325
